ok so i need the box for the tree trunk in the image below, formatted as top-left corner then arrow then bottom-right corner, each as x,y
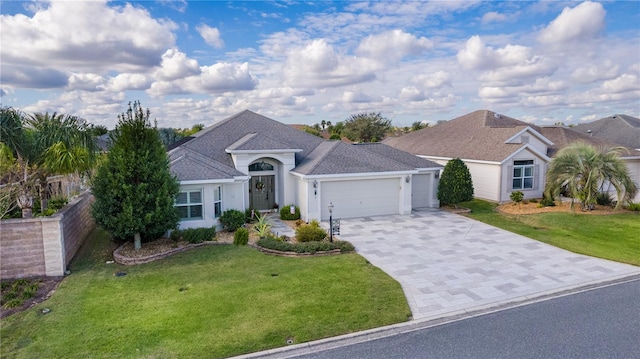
21,208 -> 33,219
134,232 -> 141,250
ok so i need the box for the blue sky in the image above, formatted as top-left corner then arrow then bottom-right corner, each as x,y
1,0 -> 639,129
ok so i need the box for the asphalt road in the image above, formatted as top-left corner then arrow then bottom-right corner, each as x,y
291,279 -> 640,359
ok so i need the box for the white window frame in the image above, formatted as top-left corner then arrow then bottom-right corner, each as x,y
512,160 -> 534,190
176,189 -> 203,221
213,186 -> 222,218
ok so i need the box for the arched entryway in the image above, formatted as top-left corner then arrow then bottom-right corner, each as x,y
249,159 -> 277,210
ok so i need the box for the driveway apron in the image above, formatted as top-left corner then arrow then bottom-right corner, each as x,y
336,209 -> 639,320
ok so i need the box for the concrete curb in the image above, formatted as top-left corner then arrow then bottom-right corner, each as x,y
230,273 -> 640,359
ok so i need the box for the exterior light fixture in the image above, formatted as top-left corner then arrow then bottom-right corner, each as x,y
405,176 -> 411,183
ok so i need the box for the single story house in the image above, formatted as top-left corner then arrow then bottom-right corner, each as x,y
383,110 -> 640,203
384,110 -> 552,203
169,110 -> 442,229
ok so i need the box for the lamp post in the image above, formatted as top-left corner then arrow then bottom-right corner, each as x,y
328,202 -> 334,242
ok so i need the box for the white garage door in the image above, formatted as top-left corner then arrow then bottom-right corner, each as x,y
412,174 -> 431,209
320,178 -> 400,220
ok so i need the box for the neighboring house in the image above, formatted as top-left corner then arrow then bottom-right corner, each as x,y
538,126 -> 640,203
572,114 -> 640,150
383,110 -> 640,203
384,110 -> 551,203
168,110 -> 442,229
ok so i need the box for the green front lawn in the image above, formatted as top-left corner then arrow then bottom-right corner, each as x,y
1,229 -> 410,359
461,200 -> 640,266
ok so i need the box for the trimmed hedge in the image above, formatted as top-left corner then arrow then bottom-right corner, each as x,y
170,227 -> 216,244
280,204 -> 301,220
256,237 -> 355,254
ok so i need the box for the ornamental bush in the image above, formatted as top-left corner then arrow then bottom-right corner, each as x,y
280,204 -> 300,220
256,236 -> 354,254
233,227 -> 249,246
170,227 -> 216,244
510,191 -> 524,205
437,158 -> 473,207
295,220 -> 327,242
219,209 -> 246,232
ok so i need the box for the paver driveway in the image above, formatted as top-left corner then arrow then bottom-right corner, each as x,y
337,209 -> 639,320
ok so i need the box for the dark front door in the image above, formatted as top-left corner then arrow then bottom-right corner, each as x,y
250,175 -> 275,210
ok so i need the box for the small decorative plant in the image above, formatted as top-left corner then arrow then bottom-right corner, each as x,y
510,191 -> 524,207
234,227 -> 249,245
253,215 -> 271,239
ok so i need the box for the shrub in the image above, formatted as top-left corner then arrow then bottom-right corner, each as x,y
219,209 -> 246,232
510,191 -> 524,205
539,194 -> 556,208
596,192 -> 614,206
35,208 -> 57,217
295,220 -> 327,242
437,158 -> 473,206
48,196 -> 68,211
256,237 -> 355,254
280,204 -> 301,220
171,227 -> 216,244
2,298 -> 23,309
626,202 -> 640,211
529,198 -> 538,203
233,227 -> 249,245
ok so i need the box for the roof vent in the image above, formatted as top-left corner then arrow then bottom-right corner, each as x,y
494,113 -> 501,118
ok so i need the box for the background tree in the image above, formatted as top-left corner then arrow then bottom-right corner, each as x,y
545,142 -> 637,210
343,112 -> 392,142
437,158 -> 474,207
0,107 -> 96,218
411,121 -> 428,131
157,127 -> 185,148
91,101 -> 180,250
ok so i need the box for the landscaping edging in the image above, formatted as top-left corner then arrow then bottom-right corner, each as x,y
252,244 -> 344,257
113,241 -> 227,265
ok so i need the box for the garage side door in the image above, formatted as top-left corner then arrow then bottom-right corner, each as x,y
321,178 -> 400,220
412,174 -> 431,209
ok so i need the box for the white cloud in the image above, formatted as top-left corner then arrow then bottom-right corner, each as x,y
356,29 -> 433,63
148,62 -> 258,97
155,49 -> 201,81
67,73 -> 105,92
571,61 -> 620,84
601,73 -> 639,94
481,11 -> 507,24
411,71 -> 452,89
0,0 -> 177,83
106,73 -> 152,92
538,1 -> 605,45
342,90 -> 374,103
399,86 -> 426,101
197,24 -> 224,48
283,39 -> 378,88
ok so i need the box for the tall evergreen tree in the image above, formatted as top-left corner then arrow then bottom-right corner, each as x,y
91,101 -> 180,250
437,158 -> 474,207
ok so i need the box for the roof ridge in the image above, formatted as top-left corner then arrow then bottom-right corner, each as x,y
304,141 -> 341,174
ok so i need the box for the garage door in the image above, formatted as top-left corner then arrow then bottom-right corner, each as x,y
320,178 -> 400,220
412,174 -> 431,209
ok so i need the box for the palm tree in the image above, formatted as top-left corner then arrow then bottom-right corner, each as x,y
0,108 -> 97,218
545,142 -> 637,210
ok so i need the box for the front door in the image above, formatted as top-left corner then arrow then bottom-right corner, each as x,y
250,175 -> 275,210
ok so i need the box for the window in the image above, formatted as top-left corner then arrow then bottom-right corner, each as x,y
249,161 -> 274,171
213,186 -> 222,218
513,160 -> 534,190
176,190 -> 203,220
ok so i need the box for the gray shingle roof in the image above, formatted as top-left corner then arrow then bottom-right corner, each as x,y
169,147 -> 245,181
383,110 -> 534,162
538,126 -> 640,158
170,110 -> 436,179
572,114 -> 640,149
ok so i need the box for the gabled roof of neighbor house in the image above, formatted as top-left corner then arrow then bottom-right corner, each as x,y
169,110 -> 442,181
538,126 -> 640,158
383,110 -> 549,163
572,114 -> 640,149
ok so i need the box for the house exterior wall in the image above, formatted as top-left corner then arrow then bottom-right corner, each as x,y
0,191 -> 95,279
423,156 -> 503,203
177,182 -> 245,230
500,152 -> 546,202
626,159 -> 640,202
521,133 -> 548,154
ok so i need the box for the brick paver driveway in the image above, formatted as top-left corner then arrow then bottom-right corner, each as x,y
336,209 -> 639,320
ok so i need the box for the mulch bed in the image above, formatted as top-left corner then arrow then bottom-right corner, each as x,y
1,277 -> 63,319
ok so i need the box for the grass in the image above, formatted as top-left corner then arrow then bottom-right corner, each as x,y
460,199 -> 640,266
0,228 -> 410,359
